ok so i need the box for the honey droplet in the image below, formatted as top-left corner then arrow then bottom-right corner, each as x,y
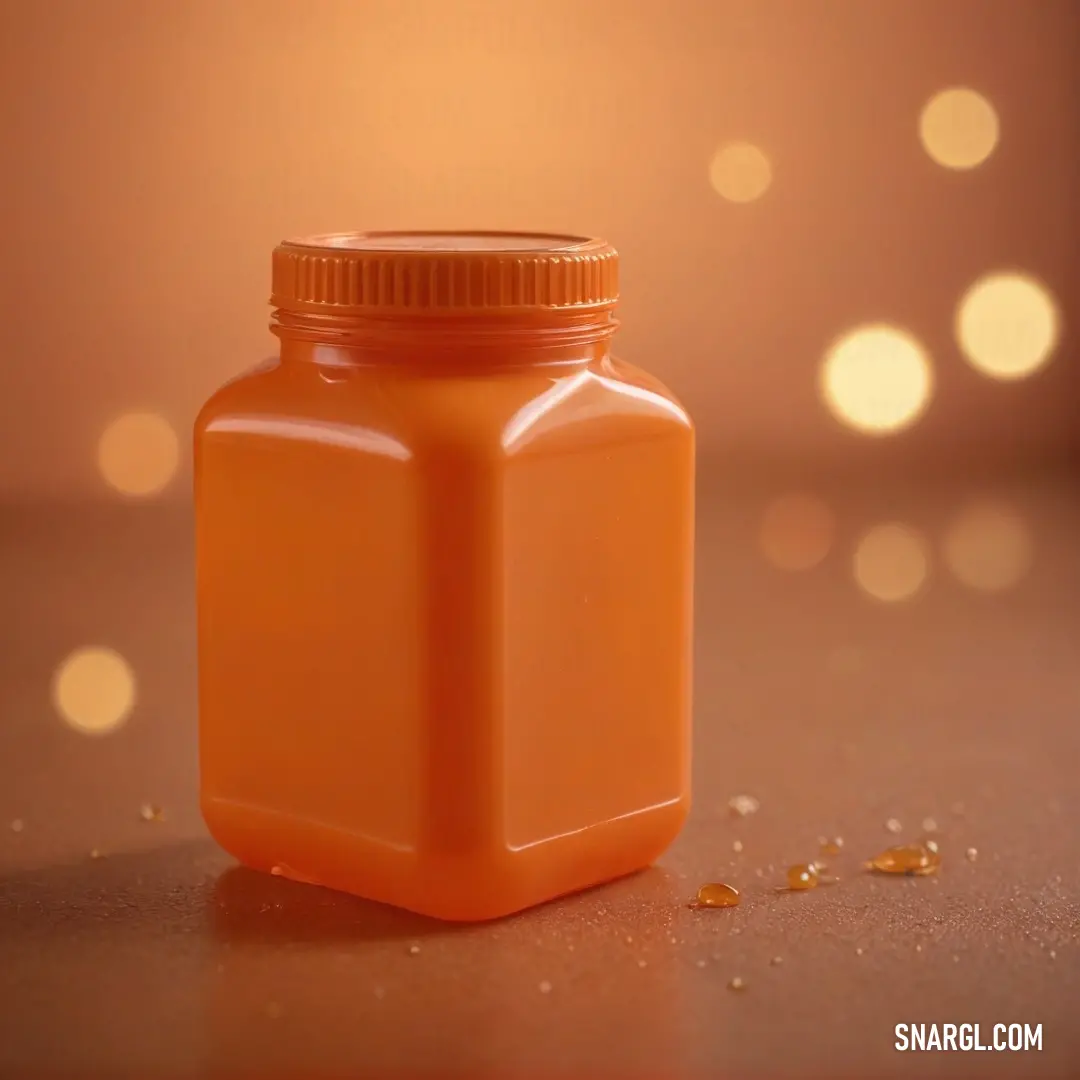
732,840 -> 744,853
269,865 -> 284,876
9,819 -> 24,833
866,842 -> 941,876
770,955 -> 783,966
785,863 -> 820,890
925,839 -> 939,854
818,836 -> 844,856
694,882 -> 741,908
538,980 -> 553,994
921,817 -> 938,833
89,848 -> 105,860
885,817 -> 903,834
728,975 -> 746,991
965,847 -> 978,862
408,943 -> 421,955
139,803 -> 164,822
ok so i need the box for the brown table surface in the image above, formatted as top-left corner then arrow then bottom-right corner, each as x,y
1,475 -> 1078,1079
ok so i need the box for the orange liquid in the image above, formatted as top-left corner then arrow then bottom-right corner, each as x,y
195,286 -> 693,922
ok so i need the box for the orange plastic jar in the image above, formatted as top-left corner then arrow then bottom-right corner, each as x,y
194,232 -> 694,921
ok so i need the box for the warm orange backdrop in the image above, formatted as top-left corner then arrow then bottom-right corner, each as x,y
1,0 -> 1077,499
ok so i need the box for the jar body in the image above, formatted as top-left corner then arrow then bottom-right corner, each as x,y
194,341 -> 694,920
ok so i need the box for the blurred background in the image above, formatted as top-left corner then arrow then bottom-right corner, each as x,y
1,2 -> 1079,1078
1,0 -> 1078,499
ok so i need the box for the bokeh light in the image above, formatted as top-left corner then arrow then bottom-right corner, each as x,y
943,500 -> 1032,592
820,325 -> 934,435
709,142 -> 773,203
98,412 -> 180,496
919,88 -> 999,170
759,493 -> 835,571
955,273 -> 1060,381
52,647 -> 136,735
854,523 -> 929,603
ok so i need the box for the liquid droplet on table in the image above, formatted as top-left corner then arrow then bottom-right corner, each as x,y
694,882 -> 740,908
784,863 -> 820,891
865,842 -> 941,876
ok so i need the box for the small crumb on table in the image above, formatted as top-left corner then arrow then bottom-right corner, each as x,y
728,795 -> 760,817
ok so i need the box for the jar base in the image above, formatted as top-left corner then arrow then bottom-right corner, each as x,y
202,793 -> 689,922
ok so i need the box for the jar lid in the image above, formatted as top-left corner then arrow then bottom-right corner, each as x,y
271,231 -> 618,316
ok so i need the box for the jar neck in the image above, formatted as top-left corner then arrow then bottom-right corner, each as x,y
271,308 -> 617,369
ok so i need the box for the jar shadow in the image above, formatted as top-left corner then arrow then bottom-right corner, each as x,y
210,865 -> 461,944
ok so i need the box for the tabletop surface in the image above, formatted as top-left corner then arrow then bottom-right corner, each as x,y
1,475 -> 1078,1079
